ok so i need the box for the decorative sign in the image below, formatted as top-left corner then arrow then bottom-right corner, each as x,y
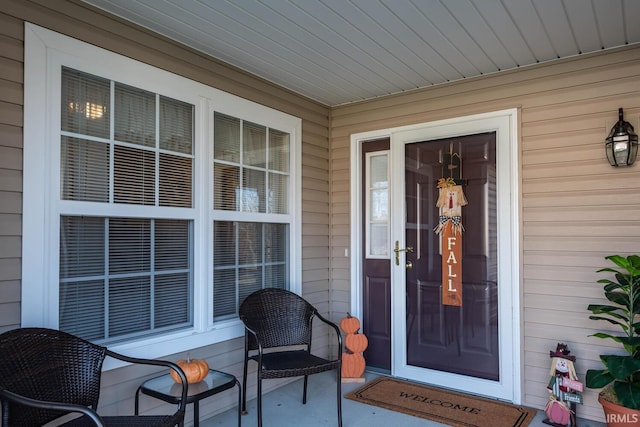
562,377 -> 584,392
562,392 -> 583,404
434,177 -> 467,306
545,343 -> 583,426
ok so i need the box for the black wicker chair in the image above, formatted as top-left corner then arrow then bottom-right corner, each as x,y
0,327 -> 188,427
239,288 -> 342,427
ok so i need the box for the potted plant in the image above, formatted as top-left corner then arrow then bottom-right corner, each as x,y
586,254 -> 640,425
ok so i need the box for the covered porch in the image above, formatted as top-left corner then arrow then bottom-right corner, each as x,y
201,371 -> 605,427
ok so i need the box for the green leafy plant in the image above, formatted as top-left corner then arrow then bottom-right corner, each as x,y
586,255 -> 640,410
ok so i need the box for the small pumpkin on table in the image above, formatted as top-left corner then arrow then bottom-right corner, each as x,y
170,354 -> 210,384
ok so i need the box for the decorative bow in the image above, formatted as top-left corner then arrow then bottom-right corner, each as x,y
433,215 -> 464,235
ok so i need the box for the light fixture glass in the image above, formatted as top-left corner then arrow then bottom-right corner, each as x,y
605,108 -> 638,166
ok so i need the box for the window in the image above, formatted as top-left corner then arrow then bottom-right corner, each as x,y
212,113 -> 290,321
23,24 -> 301,360
59,68 -> 194,343
366,152 -> 389,258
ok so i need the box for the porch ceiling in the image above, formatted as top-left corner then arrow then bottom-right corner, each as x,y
83,0 -> 640,107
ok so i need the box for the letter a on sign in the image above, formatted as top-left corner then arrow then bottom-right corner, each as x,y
434,178 -> 467,306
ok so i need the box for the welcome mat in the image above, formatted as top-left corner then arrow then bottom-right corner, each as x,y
345,377 -> 536,427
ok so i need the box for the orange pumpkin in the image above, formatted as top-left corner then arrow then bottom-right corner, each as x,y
341,352 -> 365,378
170,355 -> 209,384
345,331 -> 368,353
339,312 -> 360,334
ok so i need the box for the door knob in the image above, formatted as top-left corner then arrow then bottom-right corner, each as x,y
394,241 -> 414,266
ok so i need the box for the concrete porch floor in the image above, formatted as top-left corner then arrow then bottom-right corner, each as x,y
201,371 -> 606,427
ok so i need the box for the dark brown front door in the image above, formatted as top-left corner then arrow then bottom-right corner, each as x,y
361,138 -> 391,371
404,133 -> 499,381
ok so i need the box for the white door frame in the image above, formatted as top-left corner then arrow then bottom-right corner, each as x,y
349,109 -> 522,403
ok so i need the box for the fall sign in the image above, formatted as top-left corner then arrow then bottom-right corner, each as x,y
441,221 -> 462,306
434,178 -> 467,307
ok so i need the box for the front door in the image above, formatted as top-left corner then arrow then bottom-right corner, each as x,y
355,110 -> 520,402
403,132 -> 499,379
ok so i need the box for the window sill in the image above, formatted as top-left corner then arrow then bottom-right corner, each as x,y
102,319 -> 244,371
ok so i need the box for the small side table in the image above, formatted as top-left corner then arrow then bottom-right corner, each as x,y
135,369 -> 241,427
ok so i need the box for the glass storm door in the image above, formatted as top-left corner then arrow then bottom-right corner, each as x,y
405,133 -> 498,377
389,112 -> 518,401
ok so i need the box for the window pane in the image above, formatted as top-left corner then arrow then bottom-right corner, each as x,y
155,219 -> 190,270
59,279 -> 105,341
61,67 -> 110,138
160,96 -> 193,154
213,164 -> 239,210
243,121 -> 266,167
114,145 -> 155,205
214,113 -> 240,163
154,220 -> 192,330
367,152 -> 389,258
238,266 -> 262,304
61,137 -> 110,202
59,216 -> 106,340
265,264 -> 286,289
242,168 -> 265,213
370,155 -> 388,186
238,222 -> 261,265
268,129 -> 289,172
155,273 -> 190,328
370,224 -> 388,256
268,172 -> 288,214
213,269 -> 236,319
109,218 -> 150,274
370,188 -> 388,221
159,153 -> 192,207
109,276 -> 151,337
265,223 -> 288,289
265,223 -> 287,263
214,221 -> 236,267
212,221 -> 289,322
60,216 -> 105,278
115,83 -> 155,147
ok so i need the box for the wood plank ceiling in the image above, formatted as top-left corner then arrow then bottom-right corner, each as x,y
82,0 -> 640,107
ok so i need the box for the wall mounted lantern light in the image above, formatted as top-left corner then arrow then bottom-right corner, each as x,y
605,108 -> 638,167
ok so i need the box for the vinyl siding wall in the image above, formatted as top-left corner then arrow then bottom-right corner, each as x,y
0,0 -> 331,421
330,45 -> 640,423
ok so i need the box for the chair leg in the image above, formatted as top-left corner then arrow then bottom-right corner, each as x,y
302,375 -> 308,404
336,368 -> 343,427
257,375 -> 263,427
242,358 -> 249,414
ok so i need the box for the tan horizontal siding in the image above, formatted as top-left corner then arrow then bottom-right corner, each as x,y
331,44 -> 640,422
0,0 -> 332,420
0,7 -> 23,331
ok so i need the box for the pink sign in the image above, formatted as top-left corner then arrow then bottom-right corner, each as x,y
562,377 -> 583,392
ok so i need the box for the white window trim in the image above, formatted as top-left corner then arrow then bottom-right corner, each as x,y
23,23 -> 302,368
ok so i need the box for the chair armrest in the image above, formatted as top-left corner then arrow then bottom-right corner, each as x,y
0,388 -> 104,426
242,323 -> 265,355
105,350 -> 189,414
314,311 -> 343,352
